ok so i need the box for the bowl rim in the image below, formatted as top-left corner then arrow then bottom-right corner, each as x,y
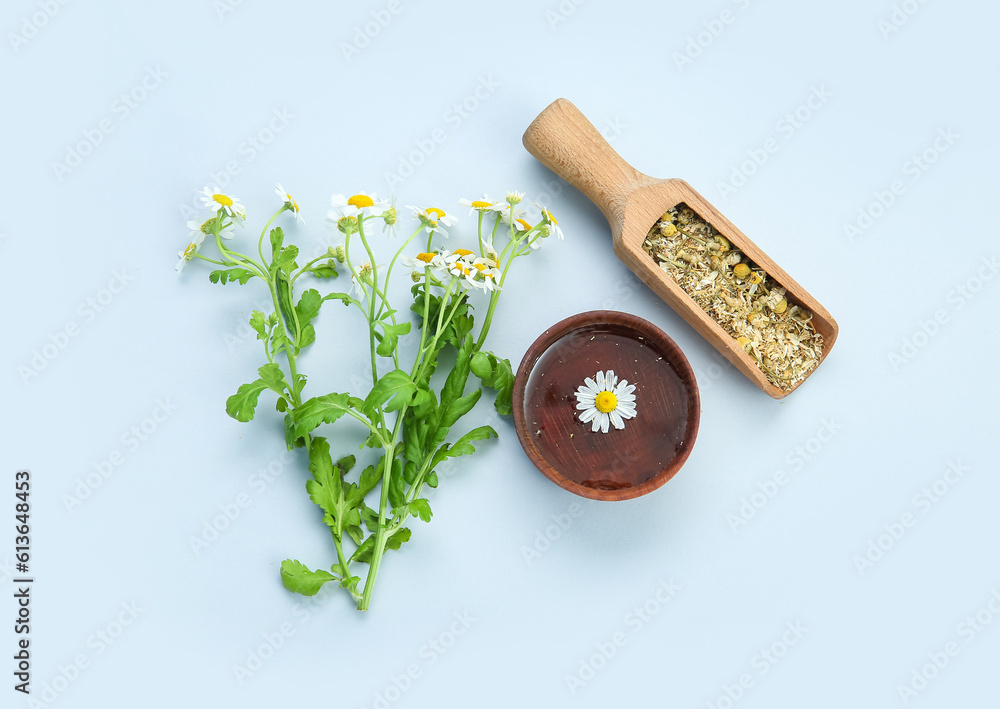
512,310 -> 701,501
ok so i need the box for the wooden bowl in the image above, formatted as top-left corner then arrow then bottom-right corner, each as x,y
512,310 -> 700,501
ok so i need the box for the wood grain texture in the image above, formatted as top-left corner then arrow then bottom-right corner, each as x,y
523,98 -> 839,399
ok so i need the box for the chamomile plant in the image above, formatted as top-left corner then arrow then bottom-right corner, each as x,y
180,185 -> 560,610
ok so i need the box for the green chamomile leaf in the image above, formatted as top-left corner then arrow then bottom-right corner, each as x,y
431,425 -> 498,469
471,351 -> 514,416
387,459 -> 406,509
375,321 -> 411,358
292,393 -> 366,440
408,498 -> 433,523
208,267 -> 256,285
311,264 -> 339,279
225,379 -> 269,422
276,244 -> 299,275
296,288 -> 322,326
258,362 -> 288,395
363,370 -> 416,417
322,292 -> 354,307
249,310 -> 267,341
269,226 -> 284,255
441,389 -> 482,429
280,559 -> 337,596
351,528 -> 412,564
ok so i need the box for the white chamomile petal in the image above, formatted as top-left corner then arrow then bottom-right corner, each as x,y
459,196 -> 506,216
275,183 -> 305,224
200,186 -> 246,221
572,369 -> 640,434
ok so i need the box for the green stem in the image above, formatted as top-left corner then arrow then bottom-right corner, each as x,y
258,205 -> 288,267
377,225 -> 424,322
291,251 -> 335,285
191,253 -> 229,267
358,267 -> 462,610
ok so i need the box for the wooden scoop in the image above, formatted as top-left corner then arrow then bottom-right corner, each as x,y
522,98 -> 839,399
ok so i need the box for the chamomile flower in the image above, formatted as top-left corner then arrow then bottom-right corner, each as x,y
335,215 -> 360,235
505,190 -> 524,206
329,193 -> 389,221
480,239 -> 499,262
458,195 -> 506,216
350,261 -> 380,301
407,206 -> 457,237
402,251 -> 448,277
444,248 -> 476,279
471,258 -> 502,291
275,183 -> 304,224
186,217 -> 234,242
574,370 -> 637,433
175,232 -> 205,273
200,186 -> 246,221
510,217 -> 533,233
381,204 -> 399,236
535,203 -> 565,240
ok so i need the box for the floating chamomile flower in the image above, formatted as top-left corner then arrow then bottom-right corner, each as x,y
458,196 -> 506,216
407,206 -> 457,237
329,193 -> 389,221
574,370 -> 637,433
275,183 -> 304,224
186,217 -> 234,242
200,186 -> 246,221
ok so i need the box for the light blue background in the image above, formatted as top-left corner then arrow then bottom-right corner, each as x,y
2,0 -> 998,707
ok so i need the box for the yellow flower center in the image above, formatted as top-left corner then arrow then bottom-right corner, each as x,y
426,207 -> 446,220
212,194 -> 234,207
471,200 -> 492,209
182,241 -> 198,259
348,194 -> 374,208
453,248 -> 473,256
416,252 -> 436,263
516,218 -> 532,231
473,263 -> 487,272
595,391 -> 617,413
544,210 -> 558,225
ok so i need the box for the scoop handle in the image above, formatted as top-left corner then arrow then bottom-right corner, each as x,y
522,98 -> 646,223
